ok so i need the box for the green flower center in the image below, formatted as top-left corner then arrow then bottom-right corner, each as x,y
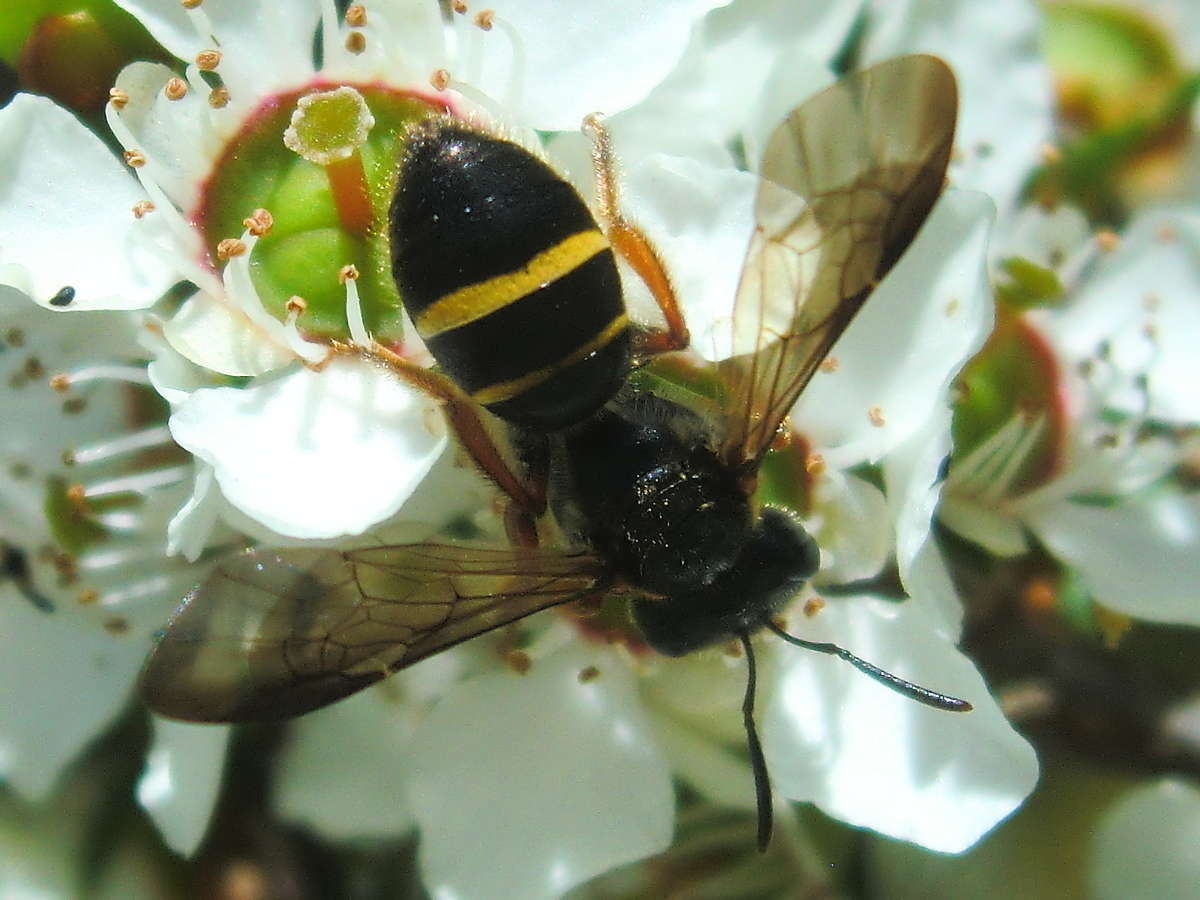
194,82 -> 448,343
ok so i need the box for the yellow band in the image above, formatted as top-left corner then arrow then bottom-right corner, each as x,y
471,313 -> 629,405
416,230 -> 611,338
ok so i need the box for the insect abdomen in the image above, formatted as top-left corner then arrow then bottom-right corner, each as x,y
390,121 -> 630,431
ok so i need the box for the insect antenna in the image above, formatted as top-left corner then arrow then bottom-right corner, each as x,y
739,632 -> 773,853
764,620 -> 973,712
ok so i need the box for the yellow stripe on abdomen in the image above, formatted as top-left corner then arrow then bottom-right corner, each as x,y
471,313 -> 629,405
415,230 -> 610,338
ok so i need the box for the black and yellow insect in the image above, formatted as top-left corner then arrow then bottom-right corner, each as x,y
389,120 -> 631,431
141,56 -> 971,852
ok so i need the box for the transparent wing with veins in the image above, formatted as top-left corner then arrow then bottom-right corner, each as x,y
139,543 -> 606,723
717,55 -> 958,472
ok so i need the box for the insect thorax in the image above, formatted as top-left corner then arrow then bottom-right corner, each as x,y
561,392 -> 752,596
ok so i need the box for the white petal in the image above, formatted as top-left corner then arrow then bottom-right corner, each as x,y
622,155 -> 759,354
112,62 -> 220,211
136,717 -> 230,855
863,0 -> 1053,213
1045,209 -> 1200,425
1090,778 -> 1200,900
903,538 -> 966,639
163,292 -> 296,377
1025,492 -> 1200,627
169,356 -> 447,539
113,0 -> 320,105
547,1 -> 837,170
0,594 -> 145,800
812,473 -> 892,585
471,0 -> 729,131
408,643 -> 674,900
274,689 -> 417,839
166,464 -> 222,561
793,190 -> 995,466
0,95 -> 175,310
763,594 -> 1038,852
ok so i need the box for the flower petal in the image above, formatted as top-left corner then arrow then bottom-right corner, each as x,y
408,643 -> 674,900
169,356 -> 447,539
0,95 -> 175,310
1025,492 -> 1200,627
1090,778 -> 1200,900
0,595 -> 145,800
274,689 -> 418,840
472,0 -> 729,131
163,292 -> 296,377
1044,209 -> 1200,425
863,0 -> 1053,213
763,593 -> 1038,853
136,717 -> 230,855
621,154 -> 759,354
793,190 -> 996,467
113,0 -> 320,105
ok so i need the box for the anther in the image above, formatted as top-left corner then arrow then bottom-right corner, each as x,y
132,200 -> 156,218
180,0 -> 203,8
123,149 -> 146,168
819,356 -> 839,373
338,263 -> 360,283
78,587 -> 99,605
24,357 -> 45,379
430,68 -> 451,91
108,87 -> 129,109
578,665 -> 600,683
805,452 -> 826,476
345,3 -> 367,26
164,77 -> 189,100
1039,143 -> 1062,165
868,406 -> 886,427
49,373 -> 71,393
217,238 -> 247,260
66,483 -> 89,509
196,49 -> 222,71
803,596 -> 826,617
475,9 -> 495,29
506,649 -> 531,674
208,86 -> 230,108
286,295 -> 308,315
452,0 -> 468,12
242,208 -> 274,236
344,31 -> 366,54
1095,229 -> 1119,253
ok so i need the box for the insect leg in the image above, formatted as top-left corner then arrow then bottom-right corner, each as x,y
582,113 -> 689,358
350,343 -> 546,517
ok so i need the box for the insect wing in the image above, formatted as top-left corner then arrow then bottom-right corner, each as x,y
140,543 -> 605,723
717,55 -> 957,471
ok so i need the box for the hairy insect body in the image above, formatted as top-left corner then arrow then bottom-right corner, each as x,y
561,391 -> 820,654
390,121 -> 631,430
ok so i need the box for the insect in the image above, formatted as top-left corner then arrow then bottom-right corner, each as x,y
140,55 -> 970,851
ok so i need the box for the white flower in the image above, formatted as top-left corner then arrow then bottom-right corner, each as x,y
862,0 -> 1055,215
1,0 -> 1046,893
942,205 -> 1200,627
0,0 -> 733,543
0,294 -> 222,820
1090,777 -> 1200,900
271,186 -> 1038,898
